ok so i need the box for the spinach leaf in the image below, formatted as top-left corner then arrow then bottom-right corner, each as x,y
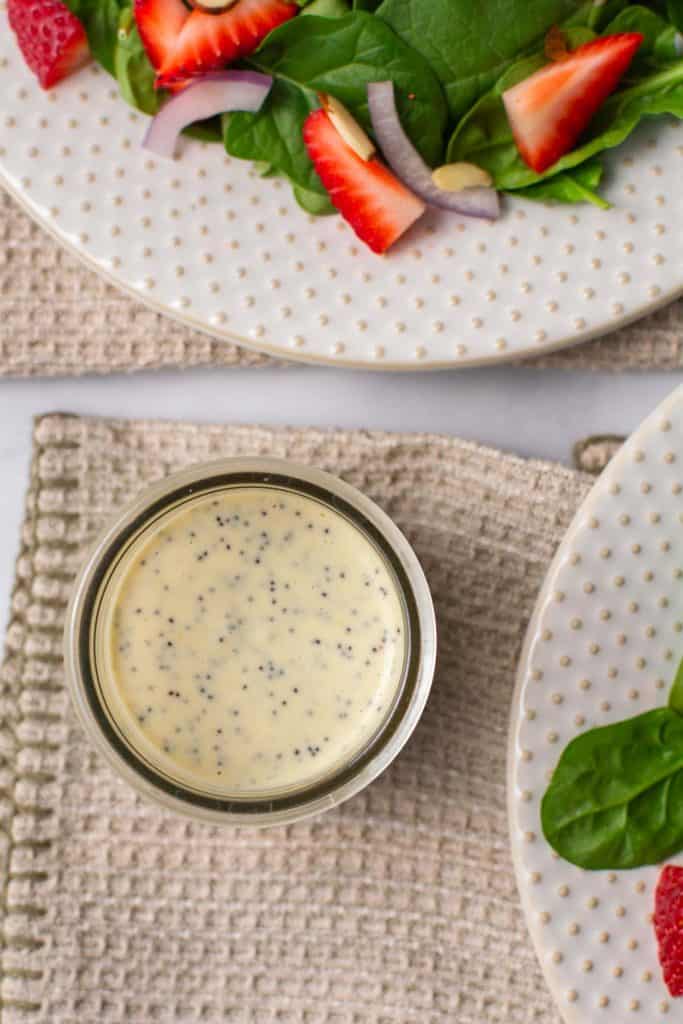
293,184 -> 337,214
669,657 -> 683,715
224,79 -> 334,213
250,11 -> 448,164
541,707 -> 683,869
604,4 -> 682,64
641,0 -> 673,16
303,0 -> 351,15
448,47 -> 683,190
184,119 -> 224,143
667,0 -> 683,31
515,158 -> 610,207
64,0 -> 126,75
655,21 -> 683,60
569,0 -> 631,29
114,8 -> 159,115
375,0 -> 585,120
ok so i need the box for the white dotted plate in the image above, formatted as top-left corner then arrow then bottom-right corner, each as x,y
1,47 -> 683,367
509,384 -> 683,1023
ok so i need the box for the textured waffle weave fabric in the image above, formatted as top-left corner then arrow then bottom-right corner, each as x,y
0,414 -> 595,1023
1,189 -> 682,375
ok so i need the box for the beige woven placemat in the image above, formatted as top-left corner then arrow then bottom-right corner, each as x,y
0,413 -> 596,1024
2,189 -> 682,375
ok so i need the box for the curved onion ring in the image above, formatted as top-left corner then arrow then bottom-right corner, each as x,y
367,81 -> 500,220
143,70 -> 272,159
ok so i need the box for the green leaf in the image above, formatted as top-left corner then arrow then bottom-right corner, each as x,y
641,0 -> 673,16
375,0 -> 587,120
303,0 -> 351,14
252,160 -> 277,176
293,184 -> 336,214
447,46 -> 683,191
669,657 -> 683,715
64,0 -> 127,75
571,0 -> 631,29
604,4 -> 683,64
515,158 -> 610,207
541,707 -> 683,869
655,23 -> 683,60
184,118 -> 224,143
250,11 -> 448,165
114,9 -> 159,115
667,0 -> 683,31
225,78 -> 331,208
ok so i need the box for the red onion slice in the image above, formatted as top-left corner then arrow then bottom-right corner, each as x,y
367,81 -> 500,220
143,71 -> 273,159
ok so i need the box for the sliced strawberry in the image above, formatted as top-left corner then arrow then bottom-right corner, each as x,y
654,865 -> 683,998
134,0 -> 189,73
303,108 -> 425,255
156,0 -> 297,88
8,0 -> 90,89
503,32 -> 643,173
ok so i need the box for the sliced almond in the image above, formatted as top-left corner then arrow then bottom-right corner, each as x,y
320,94 -> 375,161
431,162 -> 493,192
190,0 -> 238,12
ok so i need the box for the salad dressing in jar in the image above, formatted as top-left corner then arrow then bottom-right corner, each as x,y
65,459 -> 436,825
101,487 -> 407,795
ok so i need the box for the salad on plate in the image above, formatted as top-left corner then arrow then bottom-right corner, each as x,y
7,0 -> 683,253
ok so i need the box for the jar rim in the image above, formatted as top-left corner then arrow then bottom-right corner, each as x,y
64,457 -> 437,827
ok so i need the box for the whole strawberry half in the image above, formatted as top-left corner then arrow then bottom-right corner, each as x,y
303,108 -> 425,255
8,0 -> 90,89
654,865 -> 683,998
503,32 -> 643,173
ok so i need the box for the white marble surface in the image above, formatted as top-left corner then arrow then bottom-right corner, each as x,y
0,366 -> 679,634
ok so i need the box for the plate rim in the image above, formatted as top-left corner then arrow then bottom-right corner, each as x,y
506,382 -> 683,1024
3,162 -> 682,373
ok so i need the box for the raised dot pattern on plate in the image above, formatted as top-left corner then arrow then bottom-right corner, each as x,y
1,44 -> 683,366
510,385 -> 683,1023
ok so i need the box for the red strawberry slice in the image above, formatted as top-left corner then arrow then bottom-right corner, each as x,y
156,0 -> 297,88
654,865 -> 683,998
303,108 -> 425,255
134,0 -> 189,73
8,0 -> 90,89
503,32 -> 643,173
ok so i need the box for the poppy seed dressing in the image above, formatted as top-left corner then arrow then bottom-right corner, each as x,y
98,486 -> 408,796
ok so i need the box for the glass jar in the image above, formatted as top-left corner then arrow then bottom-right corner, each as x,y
64,457 -> 436,826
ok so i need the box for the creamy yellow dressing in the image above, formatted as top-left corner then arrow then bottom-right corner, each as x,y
98,486 -> 407,797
